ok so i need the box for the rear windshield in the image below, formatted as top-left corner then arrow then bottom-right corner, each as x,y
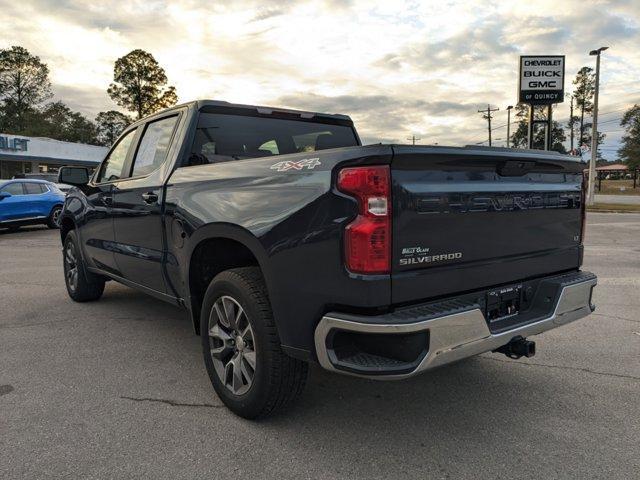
189,113 -> 358,165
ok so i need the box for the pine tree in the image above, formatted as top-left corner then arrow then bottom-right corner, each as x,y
572,67 -> 595,147
107,49 -> 178,119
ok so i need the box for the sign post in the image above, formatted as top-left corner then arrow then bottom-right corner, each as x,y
518,55 -> 565,150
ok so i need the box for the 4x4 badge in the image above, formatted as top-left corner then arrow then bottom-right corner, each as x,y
270,158 -> 321,172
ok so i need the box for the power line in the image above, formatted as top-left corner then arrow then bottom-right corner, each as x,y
598,107 -> 630,117
597,117 -> 623,126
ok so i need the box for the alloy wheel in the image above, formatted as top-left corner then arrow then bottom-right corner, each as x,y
208,295 -> 256,396
52,208 -> 61,227
64,243 -> 78,293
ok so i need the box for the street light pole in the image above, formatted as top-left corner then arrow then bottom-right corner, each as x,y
587,46 -> 608,206
506,105 -> 513,148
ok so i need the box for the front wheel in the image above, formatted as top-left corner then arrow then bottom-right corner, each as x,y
63,230 -> 105,302
201,267 -> 308,419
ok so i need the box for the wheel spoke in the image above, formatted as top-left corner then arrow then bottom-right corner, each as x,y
224,354 -> 245,394
213,301 -> 228,328
224,358 -> 234,387
241,323 -> 253,342
222,297 -> 237,329
243,350 -> 256,371
66,247 -> 76,265
232,355 -> 244,392
234,306 -> 245,331
208,324 -> 234,360
240,355 -> 254,382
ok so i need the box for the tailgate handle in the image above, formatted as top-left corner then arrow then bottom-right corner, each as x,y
498,161 -> 535,177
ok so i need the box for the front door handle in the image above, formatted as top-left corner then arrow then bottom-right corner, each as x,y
141,192 -> 158,204
102,196 -> 113,206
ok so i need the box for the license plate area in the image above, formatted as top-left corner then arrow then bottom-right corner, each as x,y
486,284 -> 522,322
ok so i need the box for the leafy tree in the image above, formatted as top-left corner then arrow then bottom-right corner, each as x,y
618,104 -> 640,169
509,103 -> 529,148
572,67 -> 595,146
107,49 -> 177,119
65,111 -> 98,144
0,46 -> 52,133
95,110 -> 131,146
30,101 -> 97,144
533,121 -> 567,153
509,104 -> 566,152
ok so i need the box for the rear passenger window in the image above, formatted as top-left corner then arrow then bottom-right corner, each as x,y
131,116 -> 178,177
24,183 -> 44,194
2,183 -> 24,195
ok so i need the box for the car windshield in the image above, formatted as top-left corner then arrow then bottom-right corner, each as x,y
190,113 -> 358,165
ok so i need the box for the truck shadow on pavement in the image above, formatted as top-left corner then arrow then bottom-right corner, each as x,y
101,283 -> 566,458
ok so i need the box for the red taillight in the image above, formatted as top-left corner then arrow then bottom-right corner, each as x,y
337,165 -> 391,274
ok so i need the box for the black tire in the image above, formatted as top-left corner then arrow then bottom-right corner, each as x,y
47,205 -> 62,229
201,267 -> 308,419
63,230 -> 105,302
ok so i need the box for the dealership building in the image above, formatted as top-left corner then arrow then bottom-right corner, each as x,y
0,133 -> 108,180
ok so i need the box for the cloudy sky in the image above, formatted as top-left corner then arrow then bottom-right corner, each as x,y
2,0 -> 639,159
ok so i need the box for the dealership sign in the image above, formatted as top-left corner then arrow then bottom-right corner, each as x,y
518,55 -> 565,104
0,135 -> 29,151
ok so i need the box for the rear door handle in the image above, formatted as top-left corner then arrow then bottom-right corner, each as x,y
141,192 -> 158,204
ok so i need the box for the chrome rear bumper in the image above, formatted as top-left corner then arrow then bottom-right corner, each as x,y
314,271 -> 597,379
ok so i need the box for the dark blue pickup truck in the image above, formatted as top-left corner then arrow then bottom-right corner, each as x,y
58,100 -> 597,418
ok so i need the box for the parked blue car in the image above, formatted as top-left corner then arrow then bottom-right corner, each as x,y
0,179 -> 66,230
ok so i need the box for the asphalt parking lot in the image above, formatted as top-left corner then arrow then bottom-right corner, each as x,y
1,213 -> 639,479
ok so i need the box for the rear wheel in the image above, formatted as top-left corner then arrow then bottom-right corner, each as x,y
47,206 -> 62,229
63,230 -> 105,302
201,267 -> 308,419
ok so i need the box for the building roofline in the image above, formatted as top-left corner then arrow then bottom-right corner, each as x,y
0,153 -> 100,165
0,132 -> 107,149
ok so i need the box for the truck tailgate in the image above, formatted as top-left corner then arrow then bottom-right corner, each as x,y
391,146 -> 585,304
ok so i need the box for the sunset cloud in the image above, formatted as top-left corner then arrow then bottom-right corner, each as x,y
1,0 -> 638,158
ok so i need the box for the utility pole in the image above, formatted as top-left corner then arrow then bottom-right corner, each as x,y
569,94 -> 575,151
478,104 -> 499,146
406,135 -> 421,145
587,46 -> 609,206
506,105 -> 513,148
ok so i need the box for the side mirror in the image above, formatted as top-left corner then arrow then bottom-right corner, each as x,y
58,166 -> 90,186
0,191 -> 12,200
